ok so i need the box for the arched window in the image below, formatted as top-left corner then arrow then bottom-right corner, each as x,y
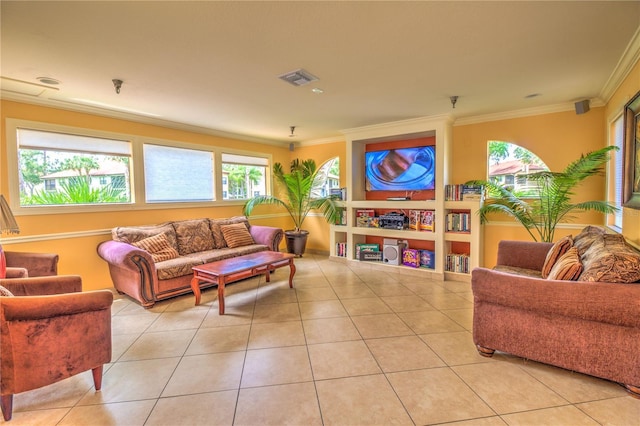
487,141 -> 549,197
316,157 -> 340,198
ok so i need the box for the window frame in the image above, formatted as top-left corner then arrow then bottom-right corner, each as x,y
5,119 -> 272,215
219,151 -> 271,201
607,112 -> 624,231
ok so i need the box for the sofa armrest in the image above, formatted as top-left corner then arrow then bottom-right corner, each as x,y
4,251 -> 59,277
472,267 -> 640,328
250,225 -> 284,251
2,290 -> 113,321
97,240 -> 158,306
496,240 -> 553,270
1,275 -> 82,296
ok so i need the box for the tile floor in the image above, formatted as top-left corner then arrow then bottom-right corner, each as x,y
5,255 -> 639,425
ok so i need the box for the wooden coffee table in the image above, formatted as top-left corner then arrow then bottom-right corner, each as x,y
191,251 -> 296,314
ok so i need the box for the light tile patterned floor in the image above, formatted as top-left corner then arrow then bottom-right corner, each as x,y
5,254 -> 639,425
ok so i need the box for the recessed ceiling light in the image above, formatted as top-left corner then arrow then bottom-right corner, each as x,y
311,88 -> 324,94
36,77 -> 61,85
525,93 -> 541,99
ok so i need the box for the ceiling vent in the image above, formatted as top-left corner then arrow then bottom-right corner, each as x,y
278,69 -> 319,86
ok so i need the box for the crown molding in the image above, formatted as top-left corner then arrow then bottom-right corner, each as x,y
1,91 -> 291,148
453,99 -> 605,127
600,25 -> 640,102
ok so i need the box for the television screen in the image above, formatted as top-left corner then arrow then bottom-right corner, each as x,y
365,146 -> 435,191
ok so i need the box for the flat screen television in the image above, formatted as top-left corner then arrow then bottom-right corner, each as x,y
365,146 -> 435,191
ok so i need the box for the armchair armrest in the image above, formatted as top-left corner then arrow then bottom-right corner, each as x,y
250,225 -> 284,251
1,275 -> 82,296
496,240 -> 553,271
4,251 -> 59,277
5,267 -> 28,279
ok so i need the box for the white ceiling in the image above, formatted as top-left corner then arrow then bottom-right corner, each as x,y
2,1 -> 640,146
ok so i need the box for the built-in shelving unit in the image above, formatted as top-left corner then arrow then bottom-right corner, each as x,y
329,115 -> 482,282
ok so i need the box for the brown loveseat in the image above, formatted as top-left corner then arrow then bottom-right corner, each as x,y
472,226 -> 640,398
97,216 -> 283,308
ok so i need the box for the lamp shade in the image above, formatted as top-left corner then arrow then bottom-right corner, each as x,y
0,195 -> 19,235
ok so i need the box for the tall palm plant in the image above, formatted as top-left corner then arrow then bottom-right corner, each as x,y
243,158 -> 341,232
467,146 -> 619,242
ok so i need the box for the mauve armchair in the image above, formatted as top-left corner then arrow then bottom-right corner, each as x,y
0,275 -> 113,421
3,250 -> 59,278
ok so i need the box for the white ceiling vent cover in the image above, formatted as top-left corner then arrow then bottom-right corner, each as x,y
278,69 -> 319,86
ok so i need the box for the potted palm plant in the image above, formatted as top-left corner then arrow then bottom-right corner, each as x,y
243,158 -> 341,256
466,146 -> 619,242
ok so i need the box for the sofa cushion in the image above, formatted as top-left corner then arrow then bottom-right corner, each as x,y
132,233 -> 180,263
210,216 -> 250,249
547,247 -> 582,280
173,218 -> 215,255
112,222 -> 179,251
221,223 -> 256,248
579,234 -> 640,283
155,256 -> 204,280
0,285 -> 14,297
185,244 -> 269,264
541,235 -> 573,279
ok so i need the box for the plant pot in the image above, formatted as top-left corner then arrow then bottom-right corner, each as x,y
284,230 -> 309,257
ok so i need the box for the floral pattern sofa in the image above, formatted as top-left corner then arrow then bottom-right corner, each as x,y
472,226 -> 640,398
97,216 -> 283,308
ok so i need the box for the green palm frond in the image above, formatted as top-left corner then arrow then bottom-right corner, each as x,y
466,146 -> 619,242
243,158 -> 340,231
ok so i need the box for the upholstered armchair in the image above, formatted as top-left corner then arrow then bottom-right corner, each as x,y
0,275 -> 113,421
3,249 -> 59,278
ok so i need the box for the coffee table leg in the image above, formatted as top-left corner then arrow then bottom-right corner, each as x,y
288,259 -> 296,288
191,275 -> 201,306
218,279 -> 226,315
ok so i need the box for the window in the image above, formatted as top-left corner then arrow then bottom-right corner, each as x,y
487,141 -> 549,196
143,144 -> 214,202
16,128 -> 131,206
317,157 -> 340,197
221,153 -> 268,200
608,115 -> 624,229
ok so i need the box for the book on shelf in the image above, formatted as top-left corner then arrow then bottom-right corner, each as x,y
445,212 -> 471,232
445,253 -> 470,273
445,184 -> 485,201
330,187 -> 347,201
335,207 -> 347,225
419,210 -> 435,232
335,242 -> 348,257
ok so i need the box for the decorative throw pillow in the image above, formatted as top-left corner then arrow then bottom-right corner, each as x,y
547,247 -> 583,281
210,216 -> 251,248
172,218 -> 215,255
541,235 -> 573,278
220,223 -> 255,248
132,233 -> 180,263
0,285 -> 14,297
579,235 -> 640,283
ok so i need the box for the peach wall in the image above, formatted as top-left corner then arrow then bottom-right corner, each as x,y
452,107 -> 608,266
605,60 -> 640,247
1,100 -> 291,290
290,141 -> 346,253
